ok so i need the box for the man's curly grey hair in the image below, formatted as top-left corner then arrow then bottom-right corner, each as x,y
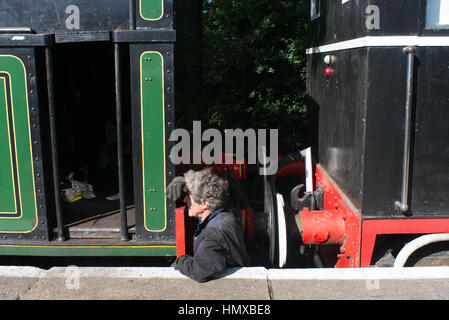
184,168 -> 229,211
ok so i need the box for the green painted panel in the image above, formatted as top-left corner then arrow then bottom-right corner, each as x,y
0,244 -> 176,256
0,55 -> 37,232
140,0 -> 164,20
0,78 -> 16,213
140,51 -> 166,232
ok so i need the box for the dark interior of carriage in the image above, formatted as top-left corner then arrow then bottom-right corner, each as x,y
52,42 -> 135,240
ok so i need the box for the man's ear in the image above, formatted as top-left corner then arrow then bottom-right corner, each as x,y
201,201 -> 210,211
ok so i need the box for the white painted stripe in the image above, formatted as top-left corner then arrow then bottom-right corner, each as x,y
0,266 -> 46,278
2,265 -> 449,281
45,266 -> 269,280
44,266 -> 187,279
306,36 -> 449,54
268,267 -> 449,280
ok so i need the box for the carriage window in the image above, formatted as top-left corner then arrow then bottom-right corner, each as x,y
426,0 -> 449,28
311,0 -> 320,20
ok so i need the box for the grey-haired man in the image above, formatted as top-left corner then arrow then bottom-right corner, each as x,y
166,168 -> 250,283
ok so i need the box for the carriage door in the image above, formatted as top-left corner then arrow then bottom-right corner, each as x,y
0,37 -> 51,241
129,42 -> 176,245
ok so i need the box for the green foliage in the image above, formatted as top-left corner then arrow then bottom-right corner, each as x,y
201,0 -> 310,154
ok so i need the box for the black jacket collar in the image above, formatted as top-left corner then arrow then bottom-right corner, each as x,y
195,207 -> 226,235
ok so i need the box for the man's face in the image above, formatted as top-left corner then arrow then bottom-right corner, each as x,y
184,192 -> 208,220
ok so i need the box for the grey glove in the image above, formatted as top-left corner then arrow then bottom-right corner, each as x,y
166,176 -> 187,201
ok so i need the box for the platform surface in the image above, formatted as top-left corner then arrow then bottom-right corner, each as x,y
1,266 -> 448,300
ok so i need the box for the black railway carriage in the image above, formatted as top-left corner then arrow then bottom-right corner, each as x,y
0,0 -> 202,257
297,0 -> 449,267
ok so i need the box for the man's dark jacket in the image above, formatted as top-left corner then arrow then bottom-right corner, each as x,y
172,207 -> 250,283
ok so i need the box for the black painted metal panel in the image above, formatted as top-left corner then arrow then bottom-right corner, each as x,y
362,47 -> 408,217
307,48 -> 368,210
367,0 -> 421,36
0,0 -> 201,43
309,0 -> 421,47
309,0 -> 367,47
411,46 -> 449,216
0,0 -> 130,34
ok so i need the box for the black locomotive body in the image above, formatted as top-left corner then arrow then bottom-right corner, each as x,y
301,0 -> 449,267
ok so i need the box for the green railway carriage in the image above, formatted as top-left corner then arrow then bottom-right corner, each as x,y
0,0 -> 202,258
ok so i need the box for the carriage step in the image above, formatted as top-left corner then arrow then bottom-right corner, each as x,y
53,226 -> 136,240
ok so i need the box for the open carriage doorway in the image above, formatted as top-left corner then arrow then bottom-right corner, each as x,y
52,42 -> 135,240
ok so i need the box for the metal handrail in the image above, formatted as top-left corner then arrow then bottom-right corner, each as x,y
395,46 -> 415,213
114,43 -> 129,241
45,46 -> 65,241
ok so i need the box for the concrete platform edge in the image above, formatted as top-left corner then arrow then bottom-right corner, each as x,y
1,266 -> 449,300
1,266 -> 449,280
